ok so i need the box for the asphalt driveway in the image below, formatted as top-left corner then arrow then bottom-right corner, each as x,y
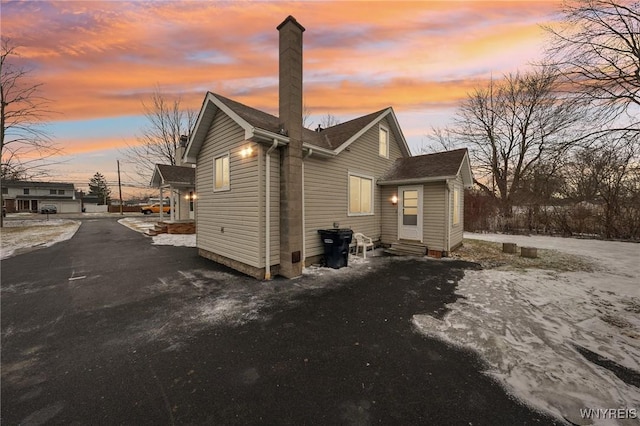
1,218 -> 560,425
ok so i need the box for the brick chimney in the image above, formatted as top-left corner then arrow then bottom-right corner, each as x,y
277,16 -> 305,278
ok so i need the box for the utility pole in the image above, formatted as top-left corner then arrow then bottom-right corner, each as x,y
117,160 -> 123,215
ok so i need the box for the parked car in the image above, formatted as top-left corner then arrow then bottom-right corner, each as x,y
140,203 -> 170,215
40,205 -> 58,214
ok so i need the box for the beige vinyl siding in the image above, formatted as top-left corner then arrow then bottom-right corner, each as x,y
449,175 -> 464,249
196,110 -> 262,267
380,185 -> 398,244
260,146 -> 280,267
304,117 -> 403,258
422,182 -> 446,251
176,191 -> 190,220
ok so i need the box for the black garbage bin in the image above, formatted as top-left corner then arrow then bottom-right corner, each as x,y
317,228 -> 353,269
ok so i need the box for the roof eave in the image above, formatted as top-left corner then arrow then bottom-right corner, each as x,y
302,142 -> 335,158
333,107 -> 411,158
184,92 -> 257,163
455,151 -> 474,188
377,175 -> 457,186
252,127 -> 290,144
333,108 -> 390,155
150,164 -> 164,187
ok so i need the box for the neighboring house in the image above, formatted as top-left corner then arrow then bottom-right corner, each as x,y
1,181 -> 82,213
183,16 -> 473,279
149,164 -> 196,221
150,136 -> 196,222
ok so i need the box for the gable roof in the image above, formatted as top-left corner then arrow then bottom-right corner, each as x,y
150,164 -> 195,187
184,92 -> 411,162
1,180 -> 75,189
378,148 -> 474,188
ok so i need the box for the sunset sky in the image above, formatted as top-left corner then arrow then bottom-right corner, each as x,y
1,0 -> 563,198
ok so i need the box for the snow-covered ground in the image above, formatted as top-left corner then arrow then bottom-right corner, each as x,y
0,219 -> 81,260
414,233 -> 640,425
118,217 -> 196,247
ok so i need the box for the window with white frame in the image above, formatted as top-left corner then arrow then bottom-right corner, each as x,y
348,173 -> 373,215
379,125 -> 389,158
213,154 -> 230,191
453,187 -> 460,225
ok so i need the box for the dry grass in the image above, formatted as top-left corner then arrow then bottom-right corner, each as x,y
450,238 -> 596,272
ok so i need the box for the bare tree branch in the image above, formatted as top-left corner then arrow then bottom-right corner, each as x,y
1,37 -> 61,226
428,66 -> 590,217
544,0 -> 640,131
120,88 -> 196,187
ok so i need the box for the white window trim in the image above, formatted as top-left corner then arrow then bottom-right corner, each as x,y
453,186 -> 460,225
213,152 -> 230,192
379,124 -> 389,159
347,171 -> 375,217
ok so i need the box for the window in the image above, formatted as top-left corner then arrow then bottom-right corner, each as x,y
453,187 -> 460,225
23,188 -> 29,195
379,125 -> 389,158
1,187 -> 7,194
50,189 -> 57,195
348,173 -> 373,215
213,154 -> 230,191
402,190 -> 419,225
58,190 -> 65,195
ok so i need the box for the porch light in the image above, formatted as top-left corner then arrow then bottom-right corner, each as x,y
240,146 -> 254,158
391,195 -> 398,206
185,193 -> 197,200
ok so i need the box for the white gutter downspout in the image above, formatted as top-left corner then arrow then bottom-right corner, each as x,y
265,139 -> 279,280
302,149 -> 313,264
444,180 -> 451,254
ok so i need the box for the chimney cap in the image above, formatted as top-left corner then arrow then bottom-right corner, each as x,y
277,15 -> 305,32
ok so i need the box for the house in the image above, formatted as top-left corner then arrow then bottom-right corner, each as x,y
149,164 -> 196,221
149,135 -> 196,223
1,180 -> 82,213
183,16 -> 473,279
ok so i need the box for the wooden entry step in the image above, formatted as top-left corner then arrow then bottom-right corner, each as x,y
144,221 -> 195,236
385,240 -> 427,256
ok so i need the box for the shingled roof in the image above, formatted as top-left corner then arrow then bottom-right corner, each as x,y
151,164 -> 195,187
379,148 -> 472,185
212,93 -> 397,152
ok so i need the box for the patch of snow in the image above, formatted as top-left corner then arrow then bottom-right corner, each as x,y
118,217 -> 195,247
414,233 -> 640,425
0,220 -> 81,259
117,217 -> 156,233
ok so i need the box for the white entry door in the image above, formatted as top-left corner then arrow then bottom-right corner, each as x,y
398,186 -> 423,241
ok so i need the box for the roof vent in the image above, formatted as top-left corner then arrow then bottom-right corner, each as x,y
315,124 -> 323,132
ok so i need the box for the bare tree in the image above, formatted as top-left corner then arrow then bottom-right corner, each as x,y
430,66 -> 587,218
121,88 -> 195,186
319,113 -> 341,128
545,0 -> 640,131
563,133 -> 640,238
1,37 -> 60,226
302,103 -> 312,129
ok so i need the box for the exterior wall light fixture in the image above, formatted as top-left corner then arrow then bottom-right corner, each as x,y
240,146 -> 255,158
391,195 -> 398,206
